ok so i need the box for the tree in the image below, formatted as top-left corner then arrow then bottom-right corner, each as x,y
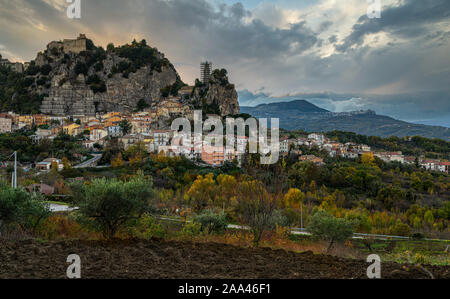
361,152 -> 375,166
284,188 -> 305,208
0,181 -> 50,233
284,188 -> 305,228
62,157 -> 71,170
186,174 -> 216,211
119,119 -> 132,135
72,175 -> 156,239
50,161 -> 59,173
424,210 -> 434,230
236,180 -> 278,246
307,210 -> 355,252
194,210 -> 227,234
107,43 -> 115,52
216,174 -> 237,208
74,62 -> 88,76
136,99 -> 150,111
390,220 -> 411,236
111,153 -> 124,168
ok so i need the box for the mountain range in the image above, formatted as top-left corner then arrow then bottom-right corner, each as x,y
241,100 -> 450,140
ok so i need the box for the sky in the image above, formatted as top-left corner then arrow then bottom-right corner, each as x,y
0,0 -> 449,126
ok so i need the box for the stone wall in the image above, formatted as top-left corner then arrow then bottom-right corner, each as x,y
62,38 -> 87,54
47,34 -> 87,54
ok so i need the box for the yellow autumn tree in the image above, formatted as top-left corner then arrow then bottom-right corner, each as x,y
216,174 -> 237,208
62,157 -> 71,170
284,188 -> 305,209
361,152 -> 375,166
111,153 -> 124,168
50,161 -> 59,174
186,173 -> 216,211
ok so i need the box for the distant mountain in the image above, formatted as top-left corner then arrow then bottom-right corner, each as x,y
241,100 -> 450,140
244,100 -> 329,113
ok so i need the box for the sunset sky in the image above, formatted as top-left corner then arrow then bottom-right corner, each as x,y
1,0 -> 449,126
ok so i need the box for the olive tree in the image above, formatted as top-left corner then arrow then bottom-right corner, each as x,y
194,210 -> 227,234
0,181 -> 50,235
72,174 -> 156,239
307,210 -> 355,253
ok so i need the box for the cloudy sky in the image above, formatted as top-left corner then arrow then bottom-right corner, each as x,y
1,0 -> 449,126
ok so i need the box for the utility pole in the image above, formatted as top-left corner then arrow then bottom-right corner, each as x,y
300,203 -> 303,229
13,151 -> 17,188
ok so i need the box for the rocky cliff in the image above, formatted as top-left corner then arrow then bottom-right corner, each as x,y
2,35 -> 241,117
192,69 -> 240,116
27,35 -> 181,115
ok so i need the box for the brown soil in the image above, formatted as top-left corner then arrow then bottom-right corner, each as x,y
0,238 -> 448,279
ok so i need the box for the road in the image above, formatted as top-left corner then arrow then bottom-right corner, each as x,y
162,217 -> 448,242
74,154 -> 102,168
48,204 -> 78,212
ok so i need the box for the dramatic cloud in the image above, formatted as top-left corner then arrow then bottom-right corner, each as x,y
0,0 -> 449,125
336,0 -> 450,51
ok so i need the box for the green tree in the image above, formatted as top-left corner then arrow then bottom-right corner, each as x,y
390,220 -> 411,236
107,43 -> 115,52
307,210 -> 355,252
0,181 -> 50,233
119,119 -> 132,135
424,210 -> 435,229
194,210 -> 227,234
72,175 -> 156,239
136,99 -> 150,111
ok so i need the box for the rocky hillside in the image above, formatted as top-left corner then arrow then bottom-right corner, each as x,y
0,35 -> 240,117
31,35 -> 183,115
191,69 -> 239,116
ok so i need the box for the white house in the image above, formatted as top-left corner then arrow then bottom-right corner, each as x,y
308,133 -> 325,144
153,130 -> 172,147
437,162 -> 450,174
90,128 -> 108,141
106,125 -> 122,137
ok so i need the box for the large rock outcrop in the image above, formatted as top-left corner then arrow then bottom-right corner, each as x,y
30,35 -> 181,115
192,69 -> 240,116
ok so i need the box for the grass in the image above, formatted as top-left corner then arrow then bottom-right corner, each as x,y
352,239 -> 450,266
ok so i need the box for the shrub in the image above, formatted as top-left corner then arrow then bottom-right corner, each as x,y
270,209 -> 290,229
40,64 -> 52,76
129,214 -> 166,240
390,221 -> 411,237
194,210 -> 227,234
0,181 -> 50,234
74,62 -> 88,75
136,99 -> 150,111
181,222 -> 202,238
36,76 -> 47,86
307,210 -> 355,252
71,174 -> 156,239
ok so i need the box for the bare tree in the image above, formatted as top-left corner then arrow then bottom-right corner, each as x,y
236,180 -> 278,246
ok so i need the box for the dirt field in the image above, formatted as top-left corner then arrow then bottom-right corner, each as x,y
0,238 -> 448,279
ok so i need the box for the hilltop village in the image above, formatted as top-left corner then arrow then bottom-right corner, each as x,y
0,35 -> 449,173
1,106 -> 449,174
